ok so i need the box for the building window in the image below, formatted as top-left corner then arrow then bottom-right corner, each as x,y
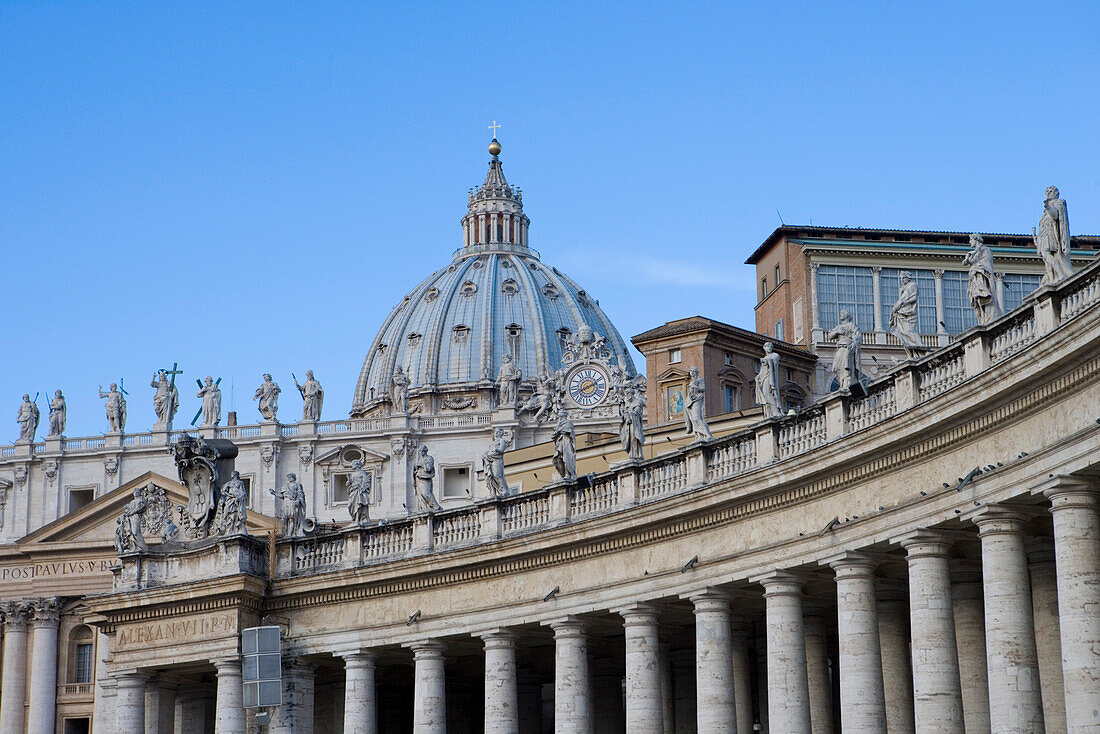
443,466 -> 470,498
774,319 -> 784,340
816,265 -> 875,333
75,644 -> 94,684
942,271 -> 977,334
668,348 -> 681,364
506,324 -> 523,360
68,488 -> 95,514
723,351 -> 733,366
879,269 -> 937,334
331,474 -> 350,504
761,277 -> 768,298
453,324 -> 470,343
1002,273 -> 1042,311
723,384 -> 736,413
774,264 -> 781,285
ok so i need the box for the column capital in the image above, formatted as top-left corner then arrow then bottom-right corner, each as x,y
113,669 -> 150,686
821,550 -> 882,576
404,639 -> 446,659
0,599 -> 33,629
751,569 -> 806,596
891,528 -> 960,556
682,588 -> 732,613
336,649 -> 378,667
213,658 -> 242,674
1034,474 -> 1099,508
30,596 -> 61,626
969,504 -> 1033,535
544,616 -> 588,638
479,629 -> 517,651
617,602 -> 660,626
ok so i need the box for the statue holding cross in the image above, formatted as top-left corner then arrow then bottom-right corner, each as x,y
195,376 -> 222,427
150,365 -> 181,429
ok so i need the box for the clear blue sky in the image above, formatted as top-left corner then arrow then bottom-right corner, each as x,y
2,1 -> 1098,438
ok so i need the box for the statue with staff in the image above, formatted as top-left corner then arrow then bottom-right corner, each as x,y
193,376 -> 222,427
47,390 -> 66,437
150,369 -> 180,429
16,393 -> 40,443
99,382 -> 127,432
294,370 -> 323,421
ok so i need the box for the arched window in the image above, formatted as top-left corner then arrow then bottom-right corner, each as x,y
501,279 -> 519,295
68,625 -> 95,684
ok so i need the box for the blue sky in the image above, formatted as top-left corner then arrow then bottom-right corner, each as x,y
2,1 -> 1098,438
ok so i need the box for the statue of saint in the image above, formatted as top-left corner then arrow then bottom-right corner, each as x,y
618,386 -> 646,460
47,390 -> 66,437
497,355 -> 522,408
827,311 -> 863,391
391,366 -> 410,415
520,373 -> 558,424
481,428 -> 511,497
150,370 -> 179,429
197,377 -> 222,427
347,460 -> 372,524
684,366 -> 713,441
215,471 -> 249,536
269,473 -> 306,538
16,394 -> 40,443
755,343 -> 782,419
254,374 -> 281,421
0,480 -> 8,530
1034,186 -> 1074,285
295,370 -> 323,421
99,383 -> 127,432
963,234 -> 1002,325
553,414 -> 577,482
889,272 -> 927,358
114,487 -> 148,554
413,445 -> 441,512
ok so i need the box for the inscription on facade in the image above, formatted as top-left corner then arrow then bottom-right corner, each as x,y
116,612 -> 238,650
0,559 -> 113,582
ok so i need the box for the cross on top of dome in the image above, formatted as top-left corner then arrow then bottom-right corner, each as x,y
461,135 -> 530,256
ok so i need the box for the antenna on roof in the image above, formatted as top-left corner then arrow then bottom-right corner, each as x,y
776,208 -> 785,226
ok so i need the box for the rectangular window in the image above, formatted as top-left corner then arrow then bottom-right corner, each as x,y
941,270 -> 977,334
761,277 -> 768,298
815,265 -> 875,334
724,385 -> 736,413
668,348 -> 682,364
68,488 -> 95,514
75,644 -> 94,684
332,474 -> 349,504
443,466 -> 470,498
774,264 -> 781,284
879,269 -> 937,334
723,351 -> 733,366
774,319 -> 784,340
1002,273 -> 1043,312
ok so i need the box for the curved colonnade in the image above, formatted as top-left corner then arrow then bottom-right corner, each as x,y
85,264 -> 1100,734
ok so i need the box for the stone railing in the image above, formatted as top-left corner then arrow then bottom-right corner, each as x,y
706,436 -> 756,482
569,476 -> 620,518
433,510 -> 483,547
500,492 -> 551,534
637,457 -> 688,500
990,310 -> 1037,363
293,534 -> 346,572
777,408 -> 827,459
918,345 -> 966,401
362,523 -> 414,559
848,381 -> 897,432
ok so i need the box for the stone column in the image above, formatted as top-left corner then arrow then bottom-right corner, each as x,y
972,508 -> 1044,734
145,675 -> 178,734
688,591 -> 736,734
809,263 -> 822,332
409,641 -> 446,734
26,598 -> 60,734
756,572 -> 811,734
1044,480 -> 1100,733
933,269 -> 947,335
730,623 -> 755,734
0,601 -> 31,734
115,670 -> 147,733
549,618 -> 592,734
93,629 -> 115,734
876,591 -> 915,734
481,630 -> 518,734
619,604 -> 663,734
802,612 -> 833,734
828,555 -> 886,734
340,650 -> 377,734
175,687 -> 208,732
270,661 -> 315,734
896,531 -> 964,734
951,574 -> 989,734
1027,538 -> 1066,734
214,658 -> 246,734
502,213 -> 512,244
871,266 -> 884,333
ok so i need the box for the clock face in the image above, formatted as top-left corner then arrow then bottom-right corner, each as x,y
568,367 -> 609,408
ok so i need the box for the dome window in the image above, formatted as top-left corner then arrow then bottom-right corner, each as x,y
556,327 -> 572,349
407,333 -> 422,347
501,257 -> 512,268
472,258 -> 485,269
502,279 -> 519,295
453,324 -> 470,343
460,281 -> 478,297
542,283 -> 560,299
424,287 -> 439,303
506,324 -> 523,358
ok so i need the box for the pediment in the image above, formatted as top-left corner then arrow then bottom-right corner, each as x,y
656,367 -> 689,383
19,471 -> 274,546
314,444 -> 389,467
